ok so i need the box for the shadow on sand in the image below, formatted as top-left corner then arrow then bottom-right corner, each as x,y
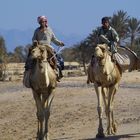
52,136 -> 73,140
79,132 -> 140,140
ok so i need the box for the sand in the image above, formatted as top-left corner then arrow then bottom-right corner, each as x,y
0,71 -> 140,140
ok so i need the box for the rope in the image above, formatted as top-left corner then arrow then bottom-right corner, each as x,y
49,46 -> 62,61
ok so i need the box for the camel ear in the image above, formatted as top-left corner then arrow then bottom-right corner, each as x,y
104,44 -> 109,50
104,43 -> 108,48
33,40 -> 38,46
39,46 -> 45,52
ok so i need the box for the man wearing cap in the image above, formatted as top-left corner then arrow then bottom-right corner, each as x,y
98,16 -> 119,53
32,16 -> 64,47
23,16 -> 64,87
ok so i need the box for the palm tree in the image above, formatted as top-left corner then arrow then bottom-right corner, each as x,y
0,36 -> 7,63
77,41 -> 93,74
110,10 -> 129,39
0,36 -> 8,80
13,46 -> 25,62
127,17 -> 140,50
86,28 -> 99,47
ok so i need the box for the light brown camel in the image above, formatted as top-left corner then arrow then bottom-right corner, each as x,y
29,42 -> 57,140
88,44 -> 122,138
87,45 -> 138,83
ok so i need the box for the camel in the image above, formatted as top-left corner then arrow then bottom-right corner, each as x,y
29,42 -> 57,140
88,44 -> 122,138
87,45 -> 138,84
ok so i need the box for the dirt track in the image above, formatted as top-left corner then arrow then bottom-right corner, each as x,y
0,71 -> 140,140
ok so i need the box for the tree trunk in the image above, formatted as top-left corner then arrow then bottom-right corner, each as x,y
82,60 -> 87,75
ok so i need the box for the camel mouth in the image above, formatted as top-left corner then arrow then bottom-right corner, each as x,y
30,54 -> 37,59
96,56 -> 103,61
96,56 -> 105,66
30,54 -> 41,61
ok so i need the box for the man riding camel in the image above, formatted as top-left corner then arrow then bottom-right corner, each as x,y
87,16 -> 139,84
87,16 -> 120,84
98,16 -> 119,54
24,16 -> 64,87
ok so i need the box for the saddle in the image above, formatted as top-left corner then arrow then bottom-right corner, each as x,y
113,46 -> 138,72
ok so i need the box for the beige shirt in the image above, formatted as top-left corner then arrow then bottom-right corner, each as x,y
32,26 -> 62,48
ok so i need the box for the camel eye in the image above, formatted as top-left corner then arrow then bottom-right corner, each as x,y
102,48 -> 106,52
39,48 -> 44,53
40,49 -> 44,52
32,50 -> 35,53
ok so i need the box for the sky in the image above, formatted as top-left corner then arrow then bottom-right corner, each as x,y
0,0 -> 140,49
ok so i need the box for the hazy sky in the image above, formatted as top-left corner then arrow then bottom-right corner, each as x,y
1,0 -> 140,36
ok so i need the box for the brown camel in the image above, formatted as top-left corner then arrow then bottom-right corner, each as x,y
87,45 -> 138,84
29,43 -> 57,140
88,44 -> 122,138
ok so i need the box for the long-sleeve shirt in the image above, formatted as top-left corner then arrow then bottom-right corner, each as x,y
32,26 -> 62,48
98,26 -> 119,44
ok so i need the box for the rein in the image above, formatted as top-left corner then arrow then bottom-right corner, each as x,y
48,46 -> 61,62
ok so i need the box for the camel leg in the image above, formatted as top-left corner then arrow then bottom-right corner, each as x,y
87,62 -> 95,84
106,85 -> 117,135
32,90 -> 44,140
94,83 -> 105,138
111,109 -> 117,134
111,85 -> 118,134
102,87 -> 108,116
43,88 -> 55,140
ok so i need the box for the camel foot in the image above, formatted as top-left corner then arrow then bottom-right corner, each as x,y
45,133 -> 50,140
112,121 -> 117,133
106,127 -> 116,135
36,133 -> 44,140
36,137 -> 48,140
96,132 -> 105,138
36,138 -> 43,140
106,122 -> 117,135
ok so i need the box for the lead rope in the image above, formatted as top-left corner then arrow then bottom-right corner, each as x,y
49,46 -> 61,62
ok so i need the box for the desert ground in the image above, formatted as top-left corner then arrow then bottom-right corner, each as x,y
0,71 -> 140,140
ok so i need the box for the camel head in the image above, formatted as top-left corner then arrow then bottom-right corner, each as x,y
94,44 -> 111,65
30,45 -> 48,61
95,44 -> 108,58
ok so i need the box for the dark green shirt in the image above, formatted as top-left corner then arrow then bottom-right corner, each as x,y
98,26 -> 119,43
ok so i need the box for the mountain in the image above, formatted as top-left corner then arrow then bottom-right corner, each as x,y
0,29 -> 32,52
0,28 -> 87,52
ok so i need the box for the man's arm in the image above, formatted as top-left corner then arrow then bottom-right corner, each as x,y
52,32 -> 64,46
50,27 -> 64,46
111,28 -> 119,42
32,28 -> 38,43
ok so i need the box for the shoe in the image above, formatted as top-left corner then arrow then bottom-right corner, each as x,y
57,78 -> 60,82
53,69 -> 60,82
59,74 -> 63,78
56,74 -> 61,82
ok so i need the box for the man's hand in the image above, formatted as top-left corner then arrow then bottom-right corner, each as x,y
60,42 -> 65,47
99,35 -> 110,44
